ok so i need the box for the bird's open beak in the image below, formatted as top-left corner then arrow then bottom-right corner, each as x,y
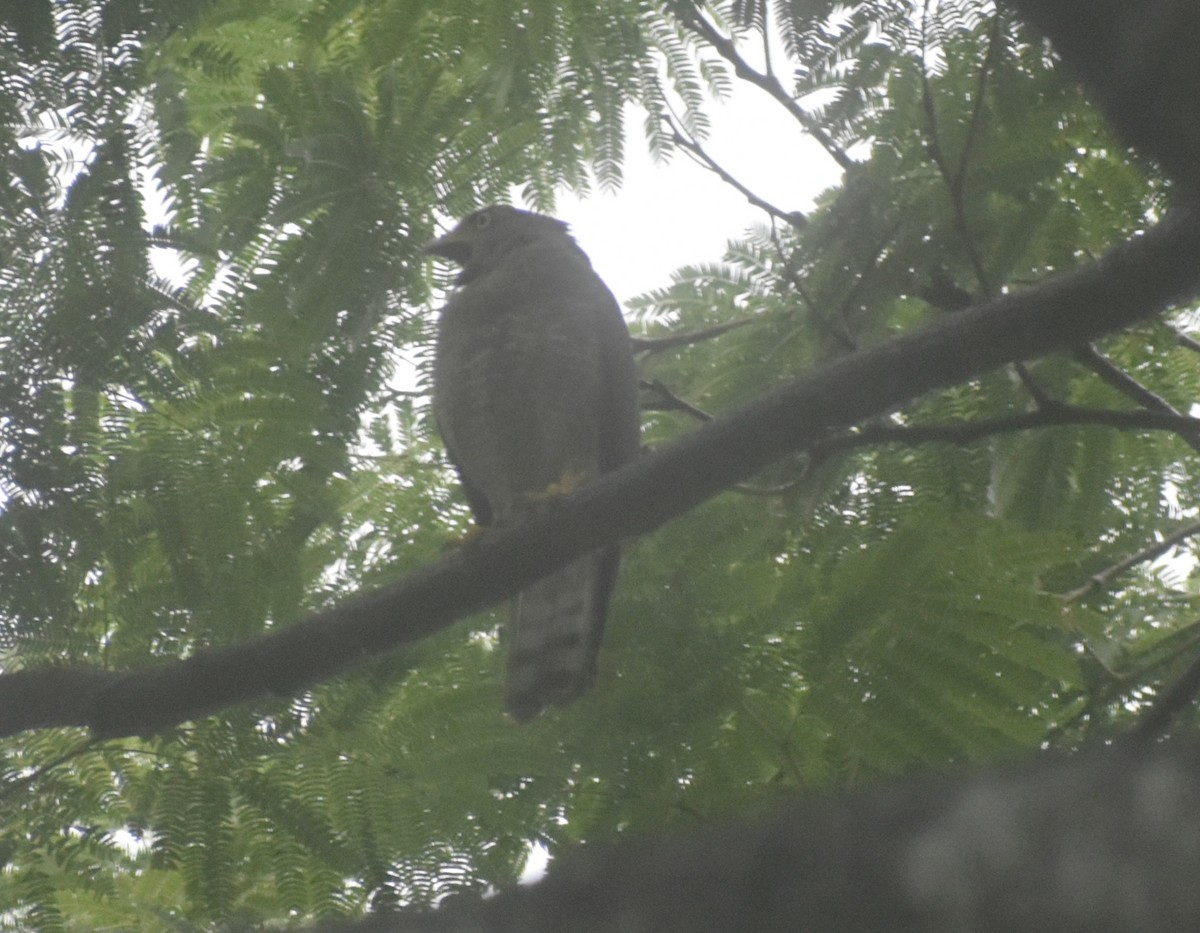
424,230 -> 470,264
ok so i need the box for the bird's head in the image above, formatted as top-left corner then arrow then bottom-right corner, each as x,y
425,205 -> 575,282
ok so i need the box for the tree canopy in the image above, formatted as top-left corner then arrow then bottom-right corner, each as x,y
1,0 -> 1200,928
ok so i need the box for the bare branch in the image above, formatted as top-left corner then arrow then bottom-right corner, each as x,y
679,11 -> 855,172
1073,344 -> 1183,415
920,50 -> 991,295
665,116 -> 807,231
1012,362 -> 1057,408
632,318 -> 757,354
1059,518 -> 1200,604
818,405 -> 1200,458
1,207 -> 1199,740
1070,343 -> 1200,453
316,739 -> 1200,932
956,13 -> 1005,203
767,226 -> 858,351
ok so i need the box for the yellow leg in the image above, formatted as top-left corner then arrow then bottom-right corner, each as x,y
524,468 -> 588,503
442,521 -> 489,550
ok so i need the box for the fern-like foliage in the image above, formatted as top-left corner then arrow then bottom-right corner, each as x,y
1,0 -> 1198,929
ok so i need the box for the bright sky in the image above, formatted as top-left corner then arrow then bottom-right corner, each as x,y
556,87 -> 843,305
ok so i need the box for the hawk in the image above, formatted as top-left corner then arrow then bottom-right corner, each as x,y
426,205 -> 640,721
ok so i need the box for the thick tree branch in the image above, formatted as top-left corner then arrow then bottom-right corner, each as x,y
2,208 -> 1199,739
316,739 -> 1200,932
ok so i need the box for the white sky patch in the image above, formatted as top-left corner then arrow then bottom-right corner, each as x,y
558,89 -> 842,305
518,840 -> 550,885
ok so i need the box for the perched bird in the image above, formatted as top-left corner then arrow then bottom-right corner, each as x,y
426,205 -> 640,721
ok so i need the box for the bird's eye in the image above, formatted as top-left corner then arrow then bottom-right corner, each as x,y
473,212 -> 492,229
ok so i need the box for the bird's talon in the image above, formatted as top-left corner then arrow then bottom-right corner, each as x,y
525,469 -> 588,504
442,523 -> 488,550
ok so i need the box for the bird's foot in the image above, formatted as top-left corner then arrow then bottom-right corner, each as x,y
524,469 -> 588,505
442,522 -> 489,550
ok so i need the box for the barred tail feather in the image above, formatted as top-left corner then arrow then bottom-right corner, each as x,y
505,546 -> 619,722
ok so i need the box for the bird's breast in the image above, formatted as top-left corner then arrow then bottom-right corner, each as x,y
434,282 -> 604,516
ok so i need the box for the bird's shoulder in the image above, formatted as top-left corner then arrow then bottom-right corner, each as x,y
448,236 -> 616,317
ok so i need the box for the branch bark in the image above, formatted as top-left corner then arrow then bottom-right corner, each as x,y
315,738 -> 1200,932
1,205 -> 1198,739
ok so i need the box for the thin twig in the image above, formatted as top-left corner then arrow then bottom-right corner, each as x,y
829,216 -> 904,337
633,318 -> 758,354
814,404 -> 1200,455
1059,518 -> 1200,604
1071,343 -> 1200,453
767,226 -> 858,351
955,14 -> 1004,199
920,9 -> 1052,413
920,50 -> 990,294
666,117 -> 807,231
0,738 -> 98,803
1013,362 -> 1055,406
681,10 -> 854,171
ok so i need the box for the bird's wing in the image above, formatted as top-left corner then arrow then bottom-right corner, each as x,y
592,285 -> 641,474
440,431 -> 494,527
505,279 -> 639,721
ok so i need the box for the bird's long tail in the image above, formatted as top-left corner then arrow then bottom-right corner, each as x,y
505,546 -> 619,722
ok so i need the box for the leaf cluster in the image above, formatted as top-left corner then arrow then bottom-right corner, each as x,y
1,0 -> 1200,928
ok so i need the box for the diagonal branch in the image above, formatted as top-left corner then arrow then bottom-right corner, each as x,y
2,208 -> 1200,740
1071,343 -> 1200,453
768,227 -> 859,351
679,10 -> 855,171
1058,517 -> 1200,604
632,317 -> 757,354
819,406 -> 1200,457
1174,327 -> 1200,354
1072,343 -> 1185,415
665,116 -> 808,230
955,13 -> 1004,191
919,33 -> 991,295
